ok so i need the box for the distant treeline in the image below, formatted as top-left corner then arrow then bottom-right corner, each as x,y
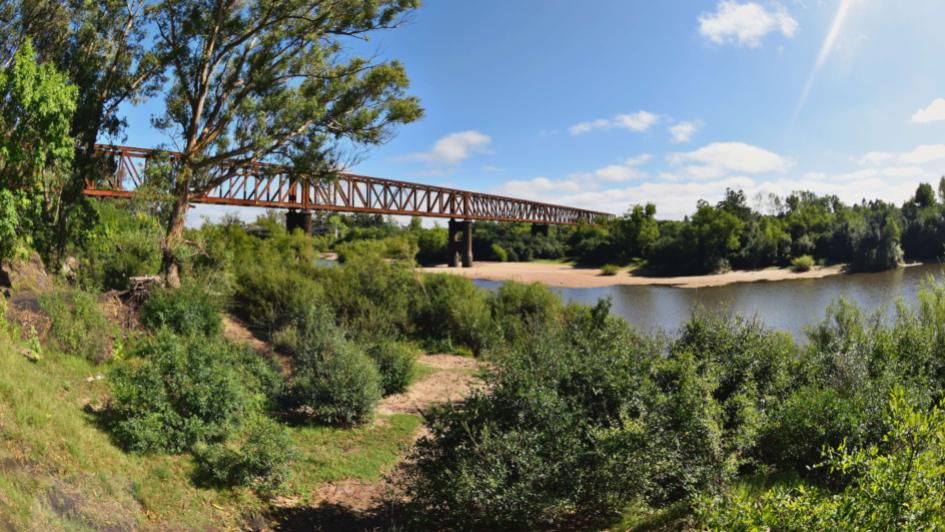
326,180 -> 945,275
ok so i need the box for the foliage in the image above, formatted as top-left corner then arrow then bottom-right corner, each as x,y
193,415 -> 294,495
108,331 -> 279,454
74,200 -> 163,291
365,340 -> 419,396
141,283 -> 222,337
414,225 -> 448,265
491,242 -> 509,262
791,254 -> 814,272
233,264 -> 324,340
0,39 -> 77,261
38,288 -> 113,363
489,281 -> 562,344
336,236 -> 417,263
699,389 -> 945,529
413,274 -> 496,354
286,306 -> 383,426
601,263 -> 620,276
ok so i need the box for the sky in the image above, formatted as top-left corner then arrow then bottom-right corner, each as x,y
120,0 -> 945,223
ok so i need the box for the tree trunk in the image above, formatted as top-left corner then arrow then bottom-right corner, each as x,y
161,189 -> 189,288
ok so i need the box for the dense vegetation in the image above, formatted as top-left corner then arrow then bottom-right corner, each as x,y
6,0 -> 945,529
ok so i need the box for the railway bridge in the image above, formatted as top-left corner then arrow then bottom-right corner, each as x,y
83,145 -> 613,267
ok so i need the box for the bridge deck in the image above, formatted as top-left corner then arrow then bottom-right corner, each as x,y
84,145 -> 612,225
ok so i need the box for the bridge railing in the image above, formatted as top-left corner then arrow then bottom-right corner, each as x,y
84,145 -> 613,225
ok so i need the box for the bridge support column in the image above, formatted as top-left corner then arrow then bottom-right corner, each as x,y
531,224 -> 550,236
448,219 -> 474,268
286,209 -> 313,235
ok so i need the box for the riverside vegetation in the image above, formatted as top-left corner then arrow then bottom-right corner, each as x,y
7,197 -> 945,528
6,1 -> 945,529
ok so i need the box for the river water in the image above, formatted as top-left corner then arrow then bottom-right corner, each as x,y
474,263 -> 945,340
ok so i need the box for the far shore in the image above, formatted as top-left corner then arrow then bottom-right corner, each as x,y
419,261 -> 853,289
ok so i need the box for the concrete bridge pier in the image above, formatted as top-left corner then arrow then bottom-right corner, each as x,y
448,219 -> 474,268
286,209 -> 313,235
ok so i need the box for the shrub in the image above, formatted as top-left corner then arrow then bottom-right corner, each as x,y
366,341 -> 418,396
600,263 -> 619,276
194,415 -> 294,495
140,283 -> 222,337
699,389 -> 945,529
233,264 -> 324,339
75,201 -> 163,291
791,254 -> 815,272
39,288 -> 113,362
415,227 -> 448,265
286,306 -> 383,426
489,281 -> 562,344
490,243 -> 508,262
401,302 -> 666,529
335,236 -> 417,263
413,274 -> 496,355
108,332 -> 277,453
319,253 -> 422,341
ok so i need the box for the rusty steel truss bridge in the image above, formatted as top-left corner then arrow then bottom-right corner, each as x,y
83,145 -> 613,266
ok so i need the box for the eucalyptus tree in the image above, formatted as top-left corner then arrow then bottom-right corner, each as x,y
151,0 -> 423,285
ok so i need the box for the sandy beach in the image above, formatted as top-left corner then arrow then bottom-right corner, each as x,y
420,261 -> 847,289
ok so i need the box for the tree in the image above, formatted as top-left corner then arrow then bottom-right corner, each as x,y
0,39 -> 77,260
1,1 -> 164,261
151,0 -> 423,285
915,182 -> 937,208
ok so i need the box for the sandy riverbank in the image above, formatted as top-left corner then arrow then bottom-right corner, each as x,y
419,261 -> 848,289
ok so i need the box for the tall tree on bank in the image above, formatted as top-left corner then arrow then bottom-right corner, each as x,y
151,0 -> 423,285
0,1 -> 163,262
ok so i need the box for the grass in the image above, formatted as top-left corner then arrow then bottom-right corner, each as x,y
0,331 -> 424,528
530,258 -> 574,265
287,414 -> 422,501
411,360 -> 438,383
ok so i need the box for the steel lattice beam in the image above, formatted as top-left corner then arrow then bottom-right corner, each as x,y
83,145 -> 613,224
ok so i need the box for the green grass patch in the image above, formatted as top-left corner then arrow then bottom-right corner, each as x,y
411,361 -> 438,383
286,414 -> 422,501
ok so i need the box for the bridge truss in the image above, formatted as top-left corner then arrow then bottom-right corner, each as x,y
83,145 -> 612,225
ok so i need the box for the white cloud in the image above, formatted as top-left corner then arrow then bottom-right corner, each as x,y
858,151 -> 893,166
669,121 -> 699,143
669,141 -> 788,179
911,98 -> 945,124
569,111 -> 659,136
900,144 -> 945,165
699,1 -> 798,48
400,130 -> 491,164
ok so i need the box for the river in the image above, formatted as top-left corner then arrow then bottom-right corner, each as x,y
474,263 -> 945,340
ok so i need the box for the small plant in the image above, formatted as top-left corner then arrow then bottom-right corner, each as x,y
491,243 -> 509,262
39,288 -> 113,362
140,283 -> 223,337
791,255 -> 815,272
366,340 -> 419,396
600,263 -> 620,276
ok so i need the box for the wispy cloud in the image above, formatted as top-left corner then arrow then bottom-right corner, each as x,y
669,121 -> 700,143
398,131 -> 492,165
911,98 -> 945,124
698,1 -> 798,48
792,0 -> 856,124
569,111 -> 660,136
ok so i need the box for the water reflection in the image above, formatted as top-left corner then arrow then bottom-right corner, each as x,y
475,264 -> 945,340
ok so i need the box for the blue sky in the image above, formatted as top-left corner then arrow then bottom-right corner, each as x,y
122,0 -> 945,221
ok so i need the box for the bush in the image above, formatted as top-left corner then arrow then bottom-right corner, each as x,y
140,283 -> 222,337
699,389 -> 945,529
415,227 -> 448,265
489,281 -> 562,344
413,274 -> 496,355
108,331 -> 278,453
791,254 -> 815,272
194,415 -> 294,495
335,236 -> 417,264
490,243 -> 508,262
233,264 -> 324,339
75,201 -> 163,291
39,288 -> 113,362
600,263 -> 619,276
401,302 -> 665,529
366,341 -> 418,396
286,306 -> 383,426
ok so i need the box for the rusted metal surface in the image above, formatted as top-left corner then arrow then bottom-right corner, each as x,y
84,145 -> 612,224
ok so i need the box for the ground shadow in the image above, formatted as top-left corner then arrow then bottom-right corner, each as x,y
264,500 -> 408,532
